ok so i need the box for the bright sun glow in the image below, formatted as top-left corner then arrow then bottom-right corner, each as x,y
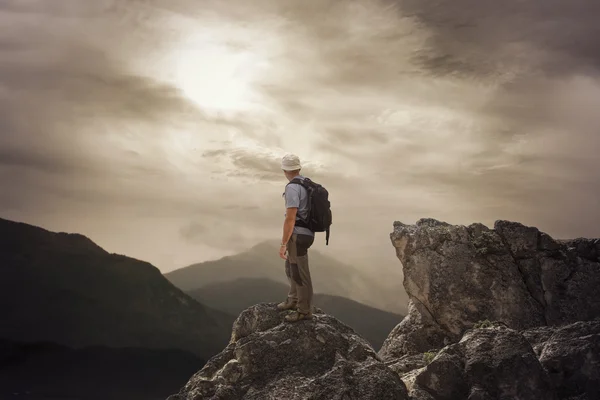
171,36 -> 270,115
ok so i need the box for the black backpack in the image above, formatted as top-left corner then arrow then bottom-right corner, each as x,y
287,177 -> 332,245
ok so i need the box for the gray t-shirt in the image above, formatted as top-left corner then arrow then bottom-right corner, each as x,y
284,175 -> 315,237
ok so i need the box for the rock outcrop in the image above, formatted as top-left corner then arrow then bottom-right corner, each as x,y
381,219 -> 600,360
168,303 -> 409,400
523,321 -> 600,400
410,323 -> 557,400
381,218 -> 600,400
169,218 -> 599,400
402,320 -> 600,400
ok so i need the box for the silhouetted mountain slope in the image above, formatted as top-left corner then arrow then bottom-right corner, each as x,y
166,240 -> 404,313
0,339 -> 205,400
188,278 -> 403,349
0,217 -> 234,359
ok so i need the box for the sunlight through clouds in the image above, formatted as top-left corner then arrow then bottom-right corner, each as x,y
1,0 -> 599,279
170,34 -> 272,115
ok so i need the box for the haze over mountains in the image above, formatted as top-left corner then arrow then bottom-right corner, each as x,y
188,278 -> 403,349
166,240 -> 409,315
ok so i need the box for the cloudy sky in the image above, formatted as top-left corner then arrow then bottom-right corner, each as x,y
1,0 -> 599,277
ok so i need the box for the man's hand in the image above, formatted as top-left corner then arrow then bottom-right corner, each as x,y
279,244 -> 287,260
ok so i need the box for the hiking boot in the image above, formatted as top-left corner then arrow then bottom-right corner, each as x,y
284,310 -> 313,322
276,300 -> 297,311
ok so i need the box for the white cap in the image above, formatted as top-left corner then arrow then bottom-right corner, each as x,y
281,153 -> 302,171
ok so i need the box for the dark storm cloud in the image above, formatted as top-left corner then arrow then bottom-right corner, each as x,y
229,0 -> 600,241
397,0 -> 600,77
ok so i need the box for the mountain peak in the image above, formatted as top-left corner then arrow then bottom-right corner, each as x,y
164,237 -> 403,313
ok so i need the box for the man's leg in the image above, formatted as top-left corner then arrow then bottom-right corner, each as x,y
285,234 -> 314,321
294,234 -> 314,314
277,235 -> 298,310
285,258 -> 298,304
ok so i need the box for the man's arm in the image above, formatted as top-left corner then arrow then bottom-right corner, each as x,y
282,184 -> 301,246
281,207 -> 297,245
279,207 -> 297,260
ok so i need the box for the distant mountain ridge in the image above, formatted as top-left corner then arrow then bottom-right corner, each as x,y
165,240 -> 405,313
0,217 -> 234,360
188,278 -> 403,350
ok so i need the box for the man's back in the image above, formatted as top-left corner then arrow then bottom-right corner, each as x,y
284,175 -> 314,237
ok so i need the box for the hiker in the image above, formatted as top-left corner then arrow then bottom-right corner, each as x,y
277,153 -> 316,322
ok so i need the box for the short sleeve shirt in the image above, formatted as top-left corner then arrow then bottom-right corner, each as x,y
284,175 -> 315,236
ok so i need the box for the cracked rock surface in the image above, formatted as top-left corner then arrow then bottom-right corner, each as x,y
380,218 -> 600,400
410,324 -> 557,400
523,321 -> 600,400
167,303 -> 409,400
405,321 -> 600,400
380,218 -> 600,362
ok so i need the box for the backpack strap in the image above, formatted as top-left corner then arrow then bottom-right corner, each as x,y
287,177 -> 309,188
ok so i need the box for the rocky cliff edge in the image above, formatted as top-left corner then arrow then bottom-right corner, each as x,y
168,303 -> 409,400
380,218 -> 600,400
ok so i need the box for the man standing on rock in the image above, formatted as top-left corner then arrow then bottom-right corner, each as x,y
277,153 -> 315,322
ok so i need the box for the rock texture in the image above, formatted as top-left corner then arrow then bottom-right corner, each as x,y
381,218 -> 600,400
167,303 -> 409,400
523,321 -> 600,400
168,218 -> 599,400
403,321 -> 600,400
411,323 -> 557,400
381,219 -> 600,360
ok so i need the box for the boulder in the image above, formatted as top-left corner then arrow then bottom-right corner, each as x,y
411,324 -> 557,400
379,300 -> 450,363
167,303 -> 409,400
523,321 -> 600,400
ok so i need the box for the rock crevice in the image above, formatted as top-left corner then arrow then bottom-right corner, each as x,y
495,226 -> 548,322
411,324 -> 558,400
